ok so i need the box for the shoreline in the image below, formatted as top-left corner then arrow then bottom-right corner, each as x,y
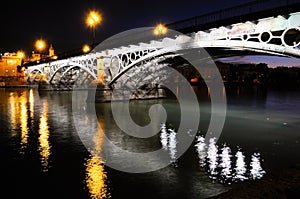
0,85 -> 38,88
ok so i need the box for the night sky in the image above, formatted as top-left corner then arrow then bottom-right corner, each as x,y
0,0 -> 299,67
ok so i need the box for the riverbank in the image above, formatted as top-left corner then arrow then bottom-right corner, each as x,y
0,84 -> 38,88
209,164 -> 300,199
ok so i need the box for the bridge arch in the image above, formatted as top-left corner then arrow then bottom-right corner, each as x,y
26,68 -> 44,83
49,61 -> 97,84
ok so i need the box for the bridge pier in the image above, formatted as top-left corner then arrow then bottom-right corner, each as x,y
38,80 -> 53,91
87,83 -> 167,103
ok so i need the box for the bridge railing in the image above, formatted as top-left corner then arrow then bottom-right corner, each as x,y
167,0 -> 300,32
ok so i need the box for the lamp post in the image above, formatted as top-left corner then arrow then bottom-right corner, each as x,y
86,10 -> 102,47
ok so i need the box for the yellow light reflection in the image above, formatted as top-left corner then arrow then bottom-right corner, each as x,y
85,118 -> 110,199
85,153 -> 110,199
20,92 -> 28,153
38,100 -> 51,172
8,91 -> 29,154
9,93 -> 18,137
29,89 -> 34,119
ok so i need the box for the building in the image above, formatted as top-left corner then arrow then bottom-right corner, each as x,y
0,44 -> 56,86
0,52 -> 25,86
0,52 -> 23,77
28,44 -> 57,63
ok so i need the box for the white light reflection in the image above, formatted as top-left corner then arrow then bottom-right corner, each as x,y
207,137 -> 218,179
195,135 -> 206,167
233,149 -> 248,181
160,123 -> 168,150
193,134 -> 266,184
159,124 -> 266,184
159,124 -> 178,166
250,152 -> 266,180
168,128 -> 177,165
219,144 -> 232,183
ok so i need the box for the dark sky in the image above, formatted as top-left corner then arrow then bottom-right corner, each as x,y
0,0 -> 256,55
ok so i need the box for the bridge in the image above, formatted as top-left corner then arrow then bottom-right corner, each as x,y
25,0 -> 300,101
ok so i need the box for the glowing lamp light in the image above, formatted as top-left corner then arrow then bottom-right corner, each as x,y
86,10 -> 102,28
83,44 -> 91,53
86,10 -> 102,45
154,23 -> 168,36
17,51 -> 25,59
35,39 -> 46,52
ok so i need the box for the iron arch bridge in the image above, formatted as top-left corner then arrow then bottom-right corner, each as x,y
26,12 -> 300,98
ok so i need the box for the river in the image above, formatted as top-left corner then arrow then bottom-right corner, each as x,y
0,85 -> 300,198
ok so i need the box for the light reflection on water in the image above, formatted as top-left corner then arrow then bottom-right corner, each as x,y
160,124 -> 178,166
8,92 -> 18,137
85,153 -> 110,199
2,87 -> 300,198
7,91 -> 29,153
6,89 -> 52,171
85,118 -> 110,199
20,92 -> 29,153
159,123 -> 266,184
193,134 -> 266,184
38,100 -> 51,172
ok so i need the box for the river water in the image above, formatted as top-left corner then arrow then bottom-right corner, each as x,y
1,85 -> 300,199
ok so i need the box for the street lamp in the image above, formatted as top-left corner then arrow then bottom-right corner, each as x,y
153,23 -> 168,36
82,44 -> 91,53
34,39 -> 46,62
35,39 -> 46,53
86,10 -> 102,46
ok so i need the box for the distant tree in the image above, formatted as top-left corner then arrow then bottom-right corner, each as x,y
256,63 -> 269,84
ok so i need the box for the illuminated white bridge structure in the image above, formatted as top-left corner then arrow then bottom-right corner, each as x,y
25,11 -> 300,100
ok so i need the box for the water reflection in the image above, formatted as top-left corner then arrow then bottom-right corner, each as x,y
233,148 -> 248,182
194,134 -> 266,184
20,92 -> 29,153
85,153 -> 110,199
219,144 -> 232,183
207,137 -> 218,180
85,118 -> 110,199
195,135 -> 206,167
160,123 -> 178,166
250,152 -> 266,180
38,100 -> 51,172
8,92 -> 18,137
29,89 -> 34,118
159,124 -> 266,184
8,91 -> 29,153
